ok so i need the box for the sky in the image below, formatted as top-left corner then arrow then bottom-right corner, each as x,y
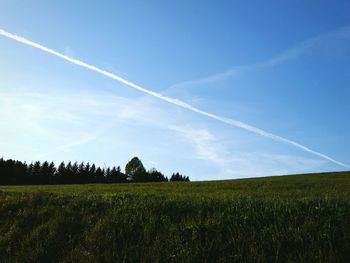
0,1 -> 350,180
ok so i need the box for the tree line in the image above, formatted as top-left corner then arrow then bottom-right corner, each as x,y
0,156 -> 189,185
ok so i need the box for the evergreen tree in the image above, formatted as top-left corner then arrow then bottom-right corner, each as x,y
27,163 -> 34,181
90,164 -> 96,179
48,162 -> 56,176
32,161 -> 41,183
40,161 -> 50,183
95,167 -> 104,182
170,172 -> 190,182
78,162 -> 85,183
57,162 -> 66,182
71,162 -> 79,183
105,167 -> 112,182
48,162 -> 56,183
110,166 -> 127,183
84,163 -> 91,181
147,168 -> 168,182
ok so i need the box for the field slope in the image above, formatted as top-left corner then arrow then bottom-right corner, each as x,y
0,171 -> 349,262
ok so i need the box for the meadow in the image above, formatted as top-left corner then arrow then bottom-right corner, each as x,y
0,171 -> 349,262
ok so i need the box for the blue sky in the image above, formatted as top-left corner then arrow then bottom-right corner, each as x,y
0,1 -> 350,180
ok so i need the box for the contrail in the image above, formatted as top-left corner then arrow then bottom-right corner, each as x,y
1,28 -> 349,168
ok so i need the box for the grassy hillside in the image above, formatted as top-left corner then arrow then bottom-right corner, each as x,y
0,172 -> 349,262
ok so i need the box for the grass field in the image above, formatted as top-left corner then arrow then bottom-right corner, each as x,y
0,171 -> 349,262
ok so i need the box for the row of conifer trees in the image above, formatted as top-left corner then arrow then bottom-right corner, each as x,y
0,157 -> 189,185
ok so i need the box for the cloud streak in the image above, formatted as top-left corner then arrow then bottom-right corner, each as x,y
0,28 -> 349,168
168,25 -> 350,89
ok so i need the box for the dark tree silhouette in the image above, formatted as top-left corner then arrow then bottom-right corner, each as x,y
147,168 -> 168,182
170,172 -> 190,182
125,157 -> 147,182
0,156 -> 189,185
109,166 -> 127,183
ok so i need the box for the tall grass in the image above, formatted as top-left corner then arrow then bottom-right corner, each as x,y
0,171 -> 349,262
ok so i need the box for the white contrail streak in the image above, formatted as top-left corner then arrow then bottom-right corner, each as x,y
1,28 -> 349,168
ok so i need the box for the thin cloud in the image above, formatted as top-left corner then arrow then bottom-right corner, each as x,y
168,25 -> 350,89
169,125 -> 224,164
169,125 -> 326,179
0,28 -> 348,168
57,134 -> 97,151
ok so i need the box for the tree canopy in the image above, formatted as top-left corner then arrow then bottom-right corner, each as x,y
125,157 -> 146,181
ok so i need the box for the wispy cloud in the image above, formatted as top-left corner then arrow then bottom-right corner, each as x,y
0,90 -> 121,158
57,134 -> 97,151
168,25 -> 350,89
0,28 -> 348,168
169,125 -> 225,164
169,125 -> 327,179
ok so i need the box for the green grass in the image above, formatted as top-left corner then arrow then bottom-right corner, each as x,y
0,171 -> 349,262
